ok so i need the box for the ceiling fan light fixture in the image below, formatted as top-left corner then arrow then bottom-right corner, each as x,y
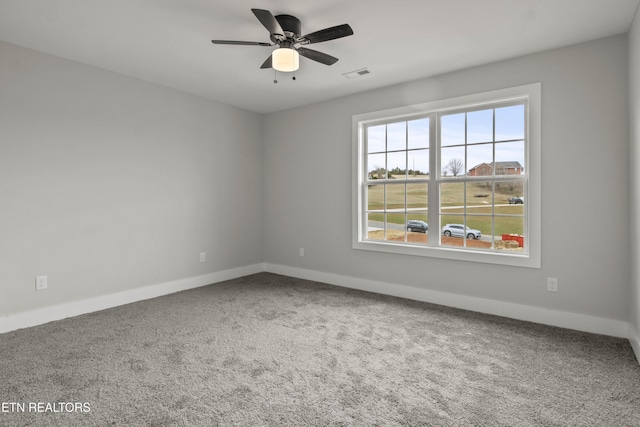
272,47 -> 299,72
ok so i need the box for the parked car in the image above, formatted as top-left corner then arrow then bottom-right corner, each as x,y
509,196 -> 524,204
442,224 -> 482,239
406,220 -> 428,233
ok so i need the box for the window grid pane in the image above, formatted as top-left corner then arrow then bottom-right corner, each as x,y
364,120 -> 430,246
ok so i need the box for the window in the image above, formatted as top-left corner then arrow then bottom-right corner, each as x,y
352,84 -> 541,268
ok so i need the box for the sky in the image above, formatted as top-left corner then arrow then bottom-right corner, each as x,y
367,104 -> 525,176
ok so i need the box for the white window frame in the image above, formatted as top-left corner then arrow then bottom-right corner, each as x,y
352,83 -> 541,268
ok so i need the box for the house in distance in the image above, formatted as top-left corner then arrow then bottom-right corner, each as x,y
468,161 -> 523,176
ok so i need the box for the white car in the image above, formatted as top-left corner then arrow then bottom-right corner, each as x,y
442,224 -> 482,239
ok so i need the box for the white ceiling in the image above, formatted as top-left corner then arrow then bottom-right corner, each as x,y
0,0 -> 638,114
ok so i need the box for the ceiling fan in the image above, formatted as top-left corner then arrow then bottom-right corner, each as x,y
211,8 -> 354,76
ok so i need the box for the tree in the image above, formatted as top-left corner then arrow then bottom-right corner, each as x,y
446,158 -> 464,177
369,166 -> 387,179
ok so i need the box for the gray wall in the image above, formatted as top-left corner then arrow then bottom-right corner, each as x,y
630,9 -> 640,337
0,41 -> 263,316
263,35 -> 630,323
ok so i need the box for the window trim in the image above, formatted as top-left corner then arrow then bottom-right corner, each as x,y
352,83 -> 541,268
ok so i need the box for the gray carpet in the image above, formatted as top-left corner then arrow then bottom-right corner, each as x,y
1,272 -> 639,426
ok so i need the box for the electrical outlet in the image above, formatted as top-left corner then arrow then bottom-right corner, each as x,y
35,275 -> 48,291
299,248 -> 304,257
547,277 -> 558,292
200,252 -> 206,262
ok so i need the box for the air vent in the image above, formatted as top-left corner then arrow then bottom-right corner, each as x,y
343,68 -> 370,79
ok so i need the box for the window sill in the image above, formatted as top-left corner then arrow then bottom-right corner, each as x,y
353,239 -> 540,268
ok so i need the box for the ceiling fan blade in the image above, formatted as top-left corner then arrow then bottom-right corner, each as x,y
211,40 -> 273,46
251,8 -> 284,37
297,47 -> 338,66
260,55 -> 272,69
301,24 -> 353,44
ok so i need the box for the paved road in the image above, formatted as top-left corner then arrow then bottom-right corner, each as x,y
367,221 -> 497,242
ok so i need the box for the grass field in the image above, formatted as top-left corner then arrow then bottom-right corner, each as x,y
367,178 -> 524,236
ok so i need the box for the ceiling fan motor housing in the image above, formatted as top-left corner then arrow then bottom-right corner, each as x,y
275,14 -> 301,39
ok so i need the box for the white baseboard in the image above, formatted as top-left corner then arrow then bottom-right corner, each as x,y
265,263 -> 630,339
2,261 -> 636,361
629,323 -> 640,365
0,263 -> 265,334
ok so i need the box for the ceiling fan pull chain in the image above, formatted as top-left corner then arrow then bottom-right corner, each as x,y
273,69 -> 278,84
